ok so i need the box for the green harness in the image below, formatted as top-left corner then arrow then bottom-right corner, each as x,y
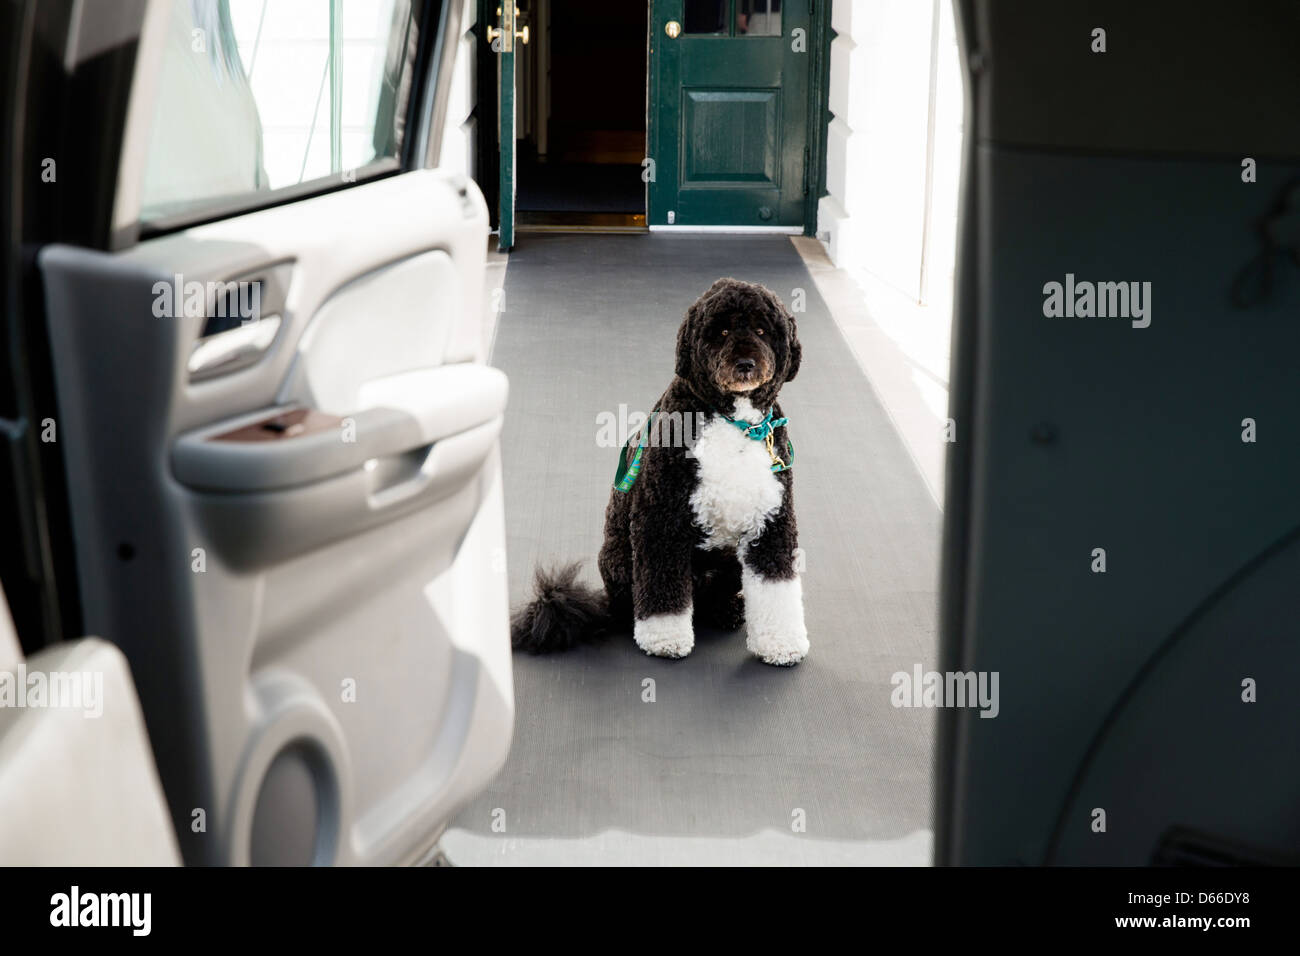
613,408 -> 794,493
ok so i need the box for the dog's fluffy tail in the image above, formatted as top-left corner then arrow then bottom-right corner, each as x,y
510,561 -> 611,653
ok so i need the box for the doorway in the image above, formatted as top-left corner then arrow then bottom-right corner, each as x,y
649,0 -> 814,230
515,0 -> 649,232
481,1 -> 827,239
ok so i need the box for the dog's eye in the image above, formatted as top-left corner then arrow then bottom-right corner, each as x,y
754,328 -> 764,335
720,329 -> 728,337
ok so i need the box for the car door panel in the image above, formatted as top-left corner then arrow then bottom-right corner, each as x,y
38,168 -> 513,865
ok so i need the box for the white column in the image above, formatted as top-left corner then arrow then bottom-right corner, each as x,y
818,0 -> 944,301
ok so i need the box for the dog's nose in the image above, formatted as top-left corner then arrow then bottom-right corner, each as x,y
735,358 -> 757,374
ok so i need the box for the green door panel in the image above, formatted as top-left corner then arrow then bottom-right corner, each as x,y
682,90 -> 780,186
650,0 -> 811,227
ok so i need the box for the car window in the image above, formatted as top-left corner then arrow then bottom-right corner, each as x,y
138,0 -> 416,225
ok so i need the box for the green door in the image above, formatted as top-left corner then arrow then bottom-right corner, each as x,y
649,0 -> 811,228
494,1 -> 518,250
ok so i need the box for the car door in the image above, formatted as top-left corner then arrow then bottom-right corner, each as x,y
23,0 -> 512,866
938,0 -> 1300,866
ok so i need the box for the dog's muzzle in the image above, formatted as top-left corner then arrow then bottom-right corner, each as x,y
721,355 -> 770,392
713,344 -> 774,393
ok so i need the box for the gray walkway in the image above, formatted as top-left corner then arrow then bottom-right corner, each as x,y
446,234 -> 940,865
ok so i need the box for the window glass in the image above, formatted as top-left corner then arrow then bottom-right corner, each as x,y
736,0 -> 781,36
684,0 -> 727,35
138,0 -> 416,224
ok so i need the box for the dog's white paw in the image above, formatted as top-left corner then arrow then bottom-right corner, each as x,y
746,630 -> 810,666
634,610 -> 694,659
741,568 -> 808,666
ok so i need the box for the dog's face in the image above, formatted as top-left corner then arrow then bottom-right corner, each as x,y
675,278 -> 801,407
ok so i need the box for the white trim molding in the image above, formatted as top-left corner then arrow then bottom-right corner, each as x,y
648,225 -> 803,235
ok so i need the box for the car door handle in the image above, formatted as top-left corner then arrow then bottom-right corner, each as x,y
188,314 -> 282,381
170,364 -> 508,571
171,364 -> 509,493
364,416 -> 502,510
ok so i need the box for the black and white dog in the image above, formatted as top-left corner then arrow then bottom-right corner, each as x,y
512,278 -> 807,666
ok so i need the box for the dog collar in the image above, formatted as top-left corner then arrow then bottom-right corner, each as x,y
717,407 -> 793,472
718,407 -> 787,442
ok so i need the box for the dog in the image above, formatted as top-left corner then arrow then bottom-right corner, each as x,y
511,278 -> 807,666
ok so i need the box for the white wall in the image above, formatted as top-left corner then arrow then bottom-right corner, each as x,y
819,0 -> 962,305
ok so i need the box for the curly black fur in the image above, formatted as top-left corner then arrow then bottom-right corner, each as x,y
510,562 -> 610,653
511,277 -> 802,654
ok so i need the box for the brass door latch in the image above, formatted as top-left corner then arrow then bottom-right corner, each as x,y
487,5 -> 529,50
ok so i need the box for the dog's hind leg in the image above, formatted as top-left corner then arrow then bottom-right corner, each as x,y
739,477 -> 808,665
598,489 -> 635,631
598,537 -> 633,632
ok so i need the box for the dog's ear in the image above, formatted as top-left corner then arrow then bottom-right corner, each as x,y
785,309 -> 802,382
764,288 -> 801,383
675,301 -> 698,379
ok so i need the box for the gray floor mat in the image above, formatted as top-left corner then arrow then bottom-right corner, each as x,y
448,234 -> 940,865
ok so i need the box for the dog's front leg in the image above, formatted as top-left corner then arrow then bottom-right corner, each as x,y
741,479 -> 808,665
629,501 -> 696,659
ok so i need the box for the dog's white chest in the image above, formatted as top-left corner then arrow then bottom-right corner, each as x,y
689,402 -> 784,551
